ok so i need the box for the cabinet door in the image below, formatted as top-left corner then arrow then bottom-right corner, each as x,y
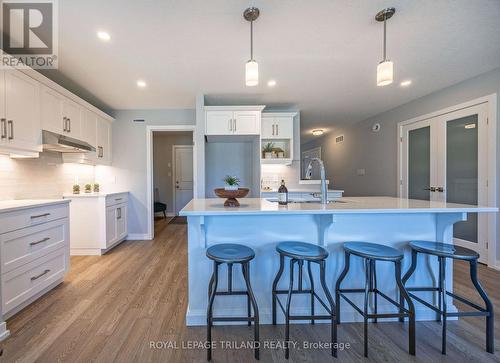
274,117 -> 293,139
40,86 -> 64,134
116,204 -> 127,241
81,109 -> 97,147
105,206 -> 117,246
4,70 -> 41,151
96,117 -> 111,165
205,111 -> 233,135
62,98 -> 82,139
233,111 -> 260,135
261,117 -> 275,138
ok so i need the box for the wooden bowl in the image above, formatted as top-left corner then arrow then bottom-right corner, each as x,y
214,188 -> 250,207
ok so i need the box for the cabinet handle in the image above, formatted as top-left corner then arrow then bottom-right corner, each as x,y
31,269 -> 50,281
115,198 -> 123,201
423,187 -> 436,192
68,118 -> 71,132
233,119 -> 237,132
276,124 -> 279,135
63,117 -> 67,132
117,207 -> 122,219
7,120 -> 13,140
30,212 -> 51,219
437,187 -> 445,192
0,118 -> 6,139
30,237 -> 50,246
272,124 -> 275,136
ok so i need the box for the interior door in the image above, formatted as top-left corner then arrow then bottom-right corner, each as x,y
401,103 -> 489,262
174,146 -> 193,215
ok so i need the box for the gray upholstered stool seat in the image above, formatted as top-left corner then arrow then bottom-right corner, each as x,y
409,240 -> 479,261
206,243 -> 255,263
276,241 -> 328,261
344,241 -> 403,261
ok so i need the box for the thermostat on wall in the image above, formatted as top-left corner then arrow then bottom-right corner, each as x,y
372,123 -> 381,132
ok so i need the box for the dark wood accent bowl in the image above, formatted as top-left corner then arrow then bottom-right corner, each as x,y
214,188 -> 250,207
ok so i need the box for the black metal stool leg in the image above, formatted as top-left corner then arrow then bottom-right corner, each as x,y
272,254 -> 285,325
438,256 -> 443,322
242,262 -> 260,360
319,259 -> 337,357
307,261 -> 315,325
401,249 -> 417,322
371,260 -> 378,323
207,261 -> 219,361
439,256 -> 447,355
363,258 -> 370,357
246,264 -> 251,326
335,250 -> 350,324
285,259 -> 296,360
395,259 -> 416,355
469,259 -> 495,354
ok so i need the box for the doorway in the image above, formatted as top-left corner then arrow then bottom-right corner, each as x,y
173,145 -> 194,215
398,96 -> 497,265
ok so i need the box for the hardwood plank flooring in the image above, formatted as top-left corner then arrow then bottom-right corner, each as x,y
1,220 -> 499,362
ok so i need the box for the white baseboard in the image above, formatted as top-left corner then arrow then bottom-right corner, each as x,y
127,233 -> 151,241
71,248 -> 102,256
0,322 -> 10,342
488,260 -> 500,272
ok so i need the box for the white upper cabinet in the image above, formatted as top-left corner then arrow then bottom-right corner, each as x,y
40,86 -> 64,134
1,70 -> 41,152
261,114 -> 294,139
96,117 -> 111,165
62,98 -> 82,139
81,109 -> 97,147
205,106 -> 264,136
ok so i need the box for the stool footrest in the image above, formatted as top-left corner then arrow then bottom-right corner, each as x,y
212,316 -> 256,322
214,291 -> 248,296
275,294 -> 334,318
339,291 -> 412,317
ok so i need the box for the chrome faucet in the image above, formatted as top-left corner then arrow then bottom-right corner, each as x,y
305,157 -> 328,204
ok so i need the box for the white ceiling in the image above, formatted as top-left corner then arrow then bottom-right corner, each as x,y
43,0 -> 500,141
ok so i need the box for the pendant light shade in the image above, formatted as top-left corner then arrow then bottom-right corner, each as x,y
246,60 -> 259,87
377,60 -> 393,86
244,7 -> 260,87
375,8 -> 396,87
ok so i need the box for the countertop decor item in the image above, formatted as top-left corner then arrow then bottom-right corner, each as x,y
85,184 -> 92,193
93,183 -> 100,193
214,188 -> 250,207
223,175 -> 240,191
262,142 -> 274,159
73,184 -> 80,194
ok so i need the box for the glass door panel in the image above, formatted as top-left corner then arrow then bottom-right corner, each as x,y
408,127 -> 431,200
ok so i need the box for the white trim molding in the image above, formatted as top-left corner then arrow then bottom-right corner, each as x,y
146,125 -> 197,240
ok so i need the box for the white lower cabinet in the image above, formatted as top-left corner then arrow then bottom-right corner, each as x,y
65,192 -> 128,255
0,201 -> 70,319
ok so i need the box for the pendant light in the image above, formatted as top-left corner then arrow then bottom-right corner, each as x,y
375,7 -> 396,86
244,7 -> 260,87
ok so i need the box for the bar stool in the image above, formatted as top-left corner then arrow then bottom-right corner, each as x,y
272,241 -> 337,359
401,241 -> 494,354
335,242 -> 416,357
206,243 -> 259,361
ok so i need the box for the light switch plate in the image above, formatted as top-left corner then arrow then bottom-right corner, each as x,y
357,168 -> 366,176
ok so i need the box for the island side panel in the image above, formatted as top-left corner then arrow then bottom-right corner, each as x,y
186,212 -> 460,326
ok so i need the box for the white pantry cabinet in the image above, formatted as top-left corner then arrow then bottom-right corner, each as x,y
205,106 -> 265,136
64,192 -> 128,255
0,70 -> 41,153
0,201 -> 70,319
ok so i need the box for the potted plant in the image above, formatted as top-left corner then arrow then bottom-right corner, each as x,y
72,184 -> 80,194
262,142 -> 274,159
93,183 -> 100,193
85,184 -> 92,193
223,175 -> 240,191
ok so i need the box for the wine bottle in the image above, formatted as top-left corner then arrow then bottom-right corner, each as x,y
278,179 -> 288,205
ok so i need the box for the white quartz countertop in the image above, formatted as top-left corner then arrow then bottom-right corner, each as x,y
0,199 -> 70,213
63,191 -> 128,198
180,197 -> 498,216
261,189 -> 344,193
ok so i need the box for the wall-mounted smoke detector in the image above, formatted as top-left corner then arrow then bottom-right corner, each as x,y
335,135 -> 344,144
372,123 -> 381,132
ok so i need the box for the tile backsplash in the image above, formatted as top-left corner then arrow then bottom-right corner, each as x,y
261,161 -> 303,190
0,152 -> 95,200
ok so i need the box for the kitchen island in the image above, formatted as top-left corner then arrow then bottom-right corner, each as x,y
180,197 -> 497,326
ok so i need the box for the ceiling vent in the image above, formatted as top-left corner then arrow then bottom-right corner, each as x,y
335,135 -> 345,144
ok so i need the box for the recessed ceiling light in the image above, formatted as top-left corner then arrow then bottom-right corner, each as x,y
267,80 -> 277,87
400,80 -> 412,87
312,129 -> 324,136
137,80 -> 147,88
97,31 -> 111,41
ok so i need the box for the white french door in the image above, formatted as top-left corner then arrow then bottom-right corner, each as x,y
401,103 -> 489,262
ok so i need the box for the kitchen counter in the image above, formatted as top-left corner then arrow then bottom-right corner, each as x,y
0,199 -> 69,214
261,188 -> 344,193
180,197 -> 497,326
63,191 -> 128,198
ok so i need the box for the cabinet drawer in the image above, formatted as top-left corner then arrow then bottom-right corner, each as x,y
2,249 -> 67,314
1,219 -> 68,273
0,203 -> 69,234
106,193 -> 128,208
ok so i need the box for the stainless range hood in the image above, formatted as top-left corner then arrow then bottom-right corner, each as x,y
42,130 -> 96,153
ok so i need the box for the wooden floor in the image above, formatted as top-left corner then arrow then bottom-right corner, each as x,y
2,219 -> 499,362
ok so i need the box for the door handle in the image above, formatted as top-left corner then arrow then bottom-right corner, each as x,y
423,187 -> 436,192
7,120 -> 13,140
0,118 -> 6,139
436,187 -> 445,192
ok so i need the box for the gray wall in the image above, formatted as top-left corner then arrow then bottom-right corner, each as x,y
153,132 -> 193,215
302,66 -> 500,260
97,109 -> 195,237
